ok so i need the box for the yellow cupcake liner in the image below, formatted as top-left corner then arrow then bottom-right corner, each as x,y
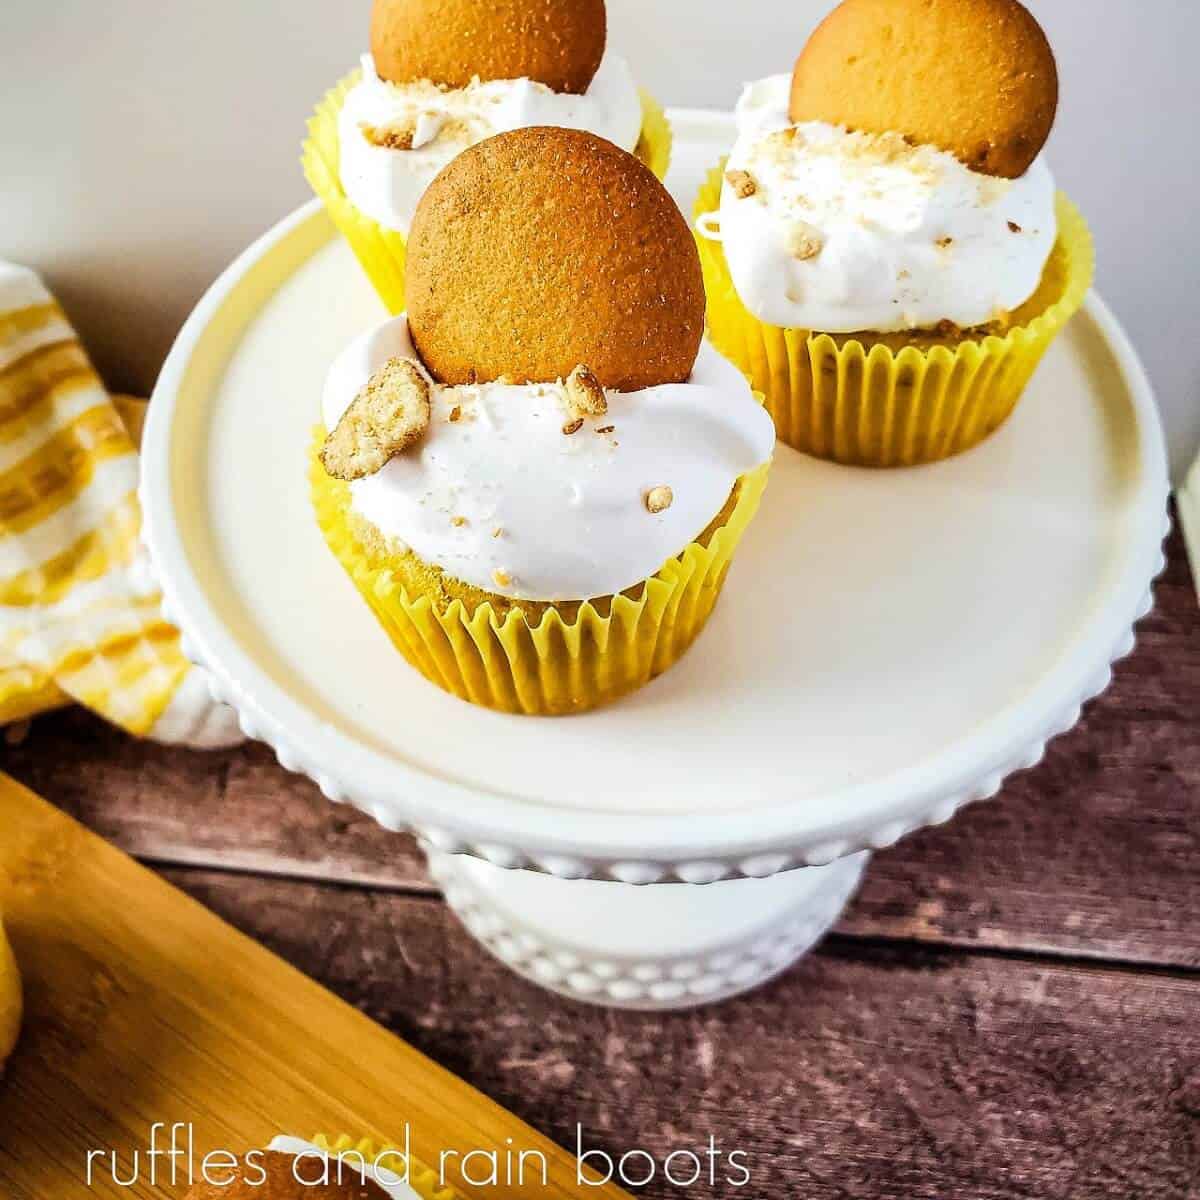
309,431 -> 769,715
303,71 -> 673,315
308,1134 -> 456,1199
694,162 -> 1095,467
633,84 -> 673,182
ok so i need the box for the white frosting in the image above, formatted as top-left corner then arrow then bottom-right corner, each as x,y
267,1137 -> 418,1199
338,49 -> 643,234
709,74 -> 1058,333
322,316 -> 775,602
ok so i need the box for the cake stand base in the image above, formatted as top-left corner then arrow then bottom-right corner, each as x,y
424,847 -> 869,1010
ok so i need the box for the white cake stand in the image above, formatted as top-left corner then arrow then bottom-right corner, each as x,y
141,111 -> 1170,1009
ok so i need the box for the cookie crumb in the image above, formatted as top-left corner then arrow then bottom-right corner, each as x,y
644,485 -> 674,514
595,424 -> 615,435
448,404 -> 462,422
786,223 -> 824,261
450,515 -> 467,527
565,364 -> 607,418
320,357 -> 431,481
360,121 -> 415,151
1007,220 -> 1023,234
936,236 -> 954,249
725,168 -> 758,198
562,417 -> 584,436
492,568 -> 512,588
491,526 -> 504,539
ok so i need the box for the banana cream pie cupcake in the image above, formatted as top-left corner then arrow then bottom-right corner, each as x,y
304,0 -> 671,312
311,128 -> 774,715
695,0 -> 1093,466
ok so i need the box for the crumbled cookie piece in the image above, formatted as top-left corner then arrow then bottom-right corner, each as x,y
644,485 -> 673,514
492,568 -> 512,588
565,364 -> 607,418
360,120 -> 416,151
595,424 -> 615,435
448,404 -> 462,422
450,515 -> 467,527
562,417 -> 584,436
725,168 -> 758,199
491,526 -> 504,539
935,236 -> 954,249
1007,220 -> 1023,234
320,357 -> 431,481
786,223 -> 824,261
438,117 -> 473,144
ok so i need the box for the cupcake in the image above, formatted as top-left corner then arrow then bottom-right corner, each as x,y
694,0 -> 1094,467
303,0 -> 671,313
183,1135 -> 434,1199
311,128 -> 774,716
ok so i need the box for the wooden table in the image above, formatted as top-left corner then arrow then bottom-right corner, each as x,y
5,521 -> 1198,1200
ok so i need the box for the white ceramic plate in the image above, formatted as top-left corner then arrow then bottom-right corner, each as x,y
141,110 -> 1170,881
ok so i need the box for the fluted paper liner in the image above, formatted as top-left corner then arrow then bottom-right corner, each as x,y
310,431 -> 769,715
303,70 -> 673,315
694,162 -> 1095,466
308,1134 -> 455,1199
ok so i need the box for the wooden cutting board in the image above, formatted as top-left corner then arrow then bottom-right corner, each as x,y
0,772 -> 629,1199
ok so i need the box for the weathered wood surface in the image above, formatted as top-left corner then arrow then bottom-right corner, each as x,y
6,522 -> 1197,966
166,866 -> 1200,1200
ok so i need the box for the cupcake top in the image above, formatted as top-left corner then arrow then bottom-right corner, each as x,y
337,0 -> 641,235
321,128 -> 774,602
708,0 -> 1060,334
321,314 -> 771,600
183,1138 -> 414,1198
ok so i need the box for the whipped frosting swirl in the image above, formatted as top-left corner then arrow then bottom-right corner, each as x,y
711,74 -> 1058,333
323,316 -> 775,602
267,1137 -> 417,1199
338,49 -> 643,235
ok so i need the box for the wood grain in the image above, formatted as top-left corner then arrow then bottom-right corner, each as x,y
0,776 -> 630,1200
5,522 -> 1196,966
164,865 -> 1200,1200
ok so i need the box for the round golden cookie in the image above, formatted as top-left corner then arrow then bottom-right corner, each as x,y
370,0 -> 606,94
405,127 -> 705,392
789,0 -> 1058,178
184,1151 -> 390,1199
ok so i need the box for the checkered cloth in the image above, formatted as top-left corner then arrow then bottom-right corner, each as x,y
0,262 -> 240,746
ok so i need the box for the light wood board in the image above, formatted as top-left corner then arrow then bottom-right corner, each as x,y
0,773 -> 629,1199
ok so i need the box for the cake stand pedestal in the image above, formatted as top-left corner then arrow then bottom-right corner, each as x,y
425,847 -> 868,1009
140,111 -> 1170,1011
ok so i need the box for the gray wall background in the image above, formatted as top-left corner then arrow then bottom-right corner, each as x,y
2,0 -> 1196,478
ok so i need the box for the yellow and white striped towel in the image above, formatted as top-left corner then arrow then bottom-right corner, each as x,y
0,262 -> 240,747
